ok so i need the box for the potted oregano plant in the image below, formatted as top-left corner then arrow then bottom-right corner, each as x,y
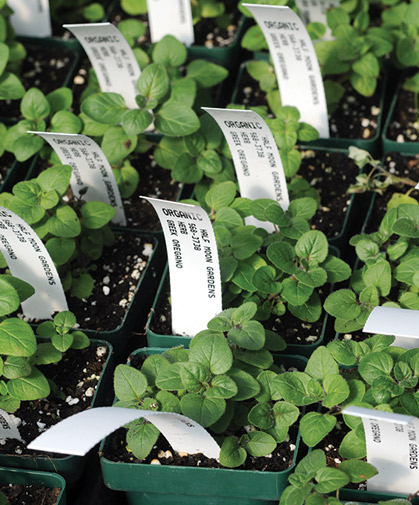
0,164 -> 158,356
0,273 -> 113,484
101,301 -> 307,505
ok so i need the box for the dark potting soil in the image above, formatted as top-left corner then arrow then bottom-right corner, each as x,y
315,424 -> 366,491
0,484 -> 61,505
386,89 -> 419,143
298,149 -> 358,239
105,427 -> 296,471
66,232 -> 155,331
122,154 -> 183,231
364,151 -> 419,233
109,0 -> 240,48
236,72 -> 382,140
0,344 -> 108,457
0,43 -> 76,121
0,152 -> 17,187
104,353 -> 297,472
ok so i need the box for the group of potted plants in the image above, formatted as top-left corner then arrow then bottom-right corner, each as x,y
0,0 -> 418,504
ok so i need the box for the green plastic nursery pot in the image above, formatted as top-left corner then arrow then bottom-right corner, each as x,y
382,83 -> 419,155
340,488 -> 412,504
186,15 -> 249,69
0,467 -> 67,504
231,63 -> 387,156
99,348 -> 305,505
0,339 -> 113,485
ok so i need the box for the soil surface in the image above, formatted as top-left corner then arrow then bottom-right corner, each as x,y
236,72 -> 382,140
0,344 -> 108,458
0,484 -> 61,505
298,149 -> 358,239
121,153 -> 183,231
0,153 -> 17,188
386,89 -> 419,143
66,232 -> 156,332
0,43 -> 76,121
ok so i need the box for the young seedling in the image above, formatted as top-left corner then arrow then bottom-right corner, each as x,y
0,274 -> 89,413
4,87 -> 82,161
0,164 -> 116,299
325,203 -> 419,332
347,146 -> 417,203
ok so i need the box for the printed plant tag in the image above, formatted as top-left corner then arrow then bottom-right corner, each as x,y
0,409 -> 23,442
147,0 -> 194,46
8,0 -> 52,37
28,406 -> 220,459
0,207 -> 68,319
243,4 -> 329,138
343,406 -> 419,494
143,197 -> 222,336
63,23 -> 141,109
30,132 -> 126,226
364,306 -> 419,350
295,0 -> 339,40
203,107 -> 289,232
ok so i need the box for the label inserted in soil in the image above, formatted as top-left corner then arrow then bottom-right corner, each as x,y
30,132 -> 126,226
143,197 -> 222,336
343,406 -> 419,494
28,406 -> 221,459
203,107 -> 289,232
147,0 -> 194,46
63,23 -> 141,109
295,0 -> 339,40
243,4 -> 329,138
8,0 -> 52,37
0,207 -> 68,319
0,409 -> 24,442
364,306 -> 419,350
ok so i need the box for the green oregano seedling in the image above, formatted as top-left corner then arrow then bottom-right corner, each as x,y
280,449 -> 379,505
0,274 -> 89,413
0,164 -> 116,299
325,203 -> 419,332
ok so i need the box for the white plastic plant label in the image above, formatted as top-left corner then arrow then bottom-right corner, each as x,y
343,406 -> 419,494
0,207 -> 68,319
363,306 -> 419,350
295,0 -> 339,40
0,409 -> 23,442
8,0 -> 52,37
243,4 -> 329,138
63,23 -> 141,109
27,406 -> 221,459
30,132 -> 126,226
143,197 -> 222,336
147,0 -> 194,46
203,107 -> 289,232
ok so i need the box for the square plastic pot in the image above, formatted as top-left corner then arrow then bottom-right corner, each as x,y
0,339 -> 113,485
99,347 -> 306,505
0,467 -> 67,505
231,62 -> 387,156
382,83 -> 419,155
